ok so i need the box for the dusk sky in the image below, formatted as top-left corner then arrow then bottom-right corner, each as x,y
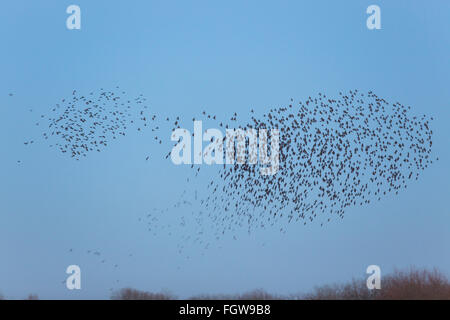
0,0 -> 449,299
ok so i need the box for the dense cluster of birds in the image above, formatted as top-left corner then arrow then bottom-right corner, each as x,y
183,90 -> 436,236
127,89 -> 436,244
29,87 -> 159,159
17,89 -> 436,239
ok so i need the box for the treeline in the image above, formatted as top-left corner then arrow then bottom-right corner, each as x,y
112,267 -> 450,300
1,267 -> 449,300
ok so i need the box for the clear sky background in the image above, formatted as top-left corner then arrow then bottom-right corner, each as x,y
0,0 -> 449,299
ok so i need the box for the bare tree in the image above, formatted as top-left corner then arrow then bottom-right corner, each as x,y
303,267 -> 450,300
111,288 -> 175,300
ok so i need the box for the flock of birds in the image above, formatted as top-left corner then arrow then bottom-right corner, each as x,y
197,90 -> 436,236
13,88 -> 437,266
23,87 -> 157,159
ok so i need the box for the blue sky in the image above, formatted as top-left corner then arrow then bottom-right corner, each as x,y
0,0 -> 449,299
